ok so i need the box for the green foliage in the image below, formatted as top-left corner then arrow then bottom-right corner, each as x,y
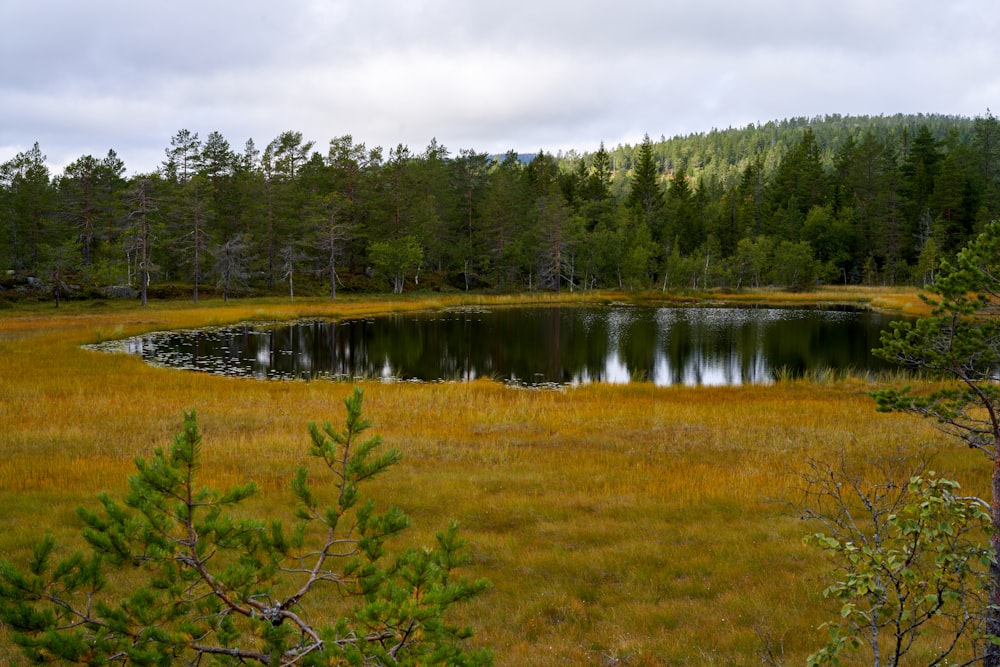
369,236 -> 424,294
733,235 -> 774,289
7,113 -> 1000,298
770,240 -> 819,290
625,134 -> 666,244
0,387 -> 491,666
802,466 -> 991,666
872,220 -> 1000,452
870,219 -> 1000,665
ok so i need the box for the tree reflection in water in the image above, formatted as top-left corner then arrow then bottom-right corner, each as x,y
103,306 -> 907,386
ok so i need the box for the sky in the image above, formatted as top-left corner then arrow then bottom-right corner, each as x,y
1,0 -> 998,176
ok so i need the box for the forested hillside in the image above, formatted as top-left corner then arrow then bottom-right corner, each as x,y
2,112 -> 998,301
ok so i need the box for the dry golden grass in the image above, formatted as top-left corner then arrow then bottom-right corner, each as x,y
702,285 -> 934,316
0,290 -> 981,665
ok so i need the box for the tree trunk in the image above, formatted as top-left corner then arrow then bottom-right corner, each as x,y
988,451 -> 1000,667
140,218 -> 148,307
330,250 -> 337,300
193,241 -> 199,304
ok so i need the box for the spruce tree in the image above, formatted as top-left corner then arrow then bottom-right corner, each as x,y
625,134 -> 665,241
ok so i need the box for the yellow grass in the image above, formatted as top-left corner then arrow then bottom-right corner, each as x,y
0,290 -> 981,665
701,285 -> 935,316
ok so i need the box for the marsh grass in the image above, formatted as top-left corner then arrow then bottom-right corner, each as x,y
705,285 -> 934,316
0,291 -> 980,665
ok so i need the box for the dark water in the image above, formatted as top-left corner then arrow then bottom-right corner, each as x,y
94,305 -> 909,386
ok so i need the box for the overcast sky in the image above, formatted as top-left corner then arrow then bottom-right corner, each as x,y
1,0 -> 997,176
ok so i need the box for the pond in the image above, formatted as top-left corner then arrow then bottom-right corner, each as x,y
90,305 -> 909,387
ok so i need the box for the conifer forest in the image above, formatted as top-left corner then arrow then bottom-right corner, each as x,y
2,112 -> 999,301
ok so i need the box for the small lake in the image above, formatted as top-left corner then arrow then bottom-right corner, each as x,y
93,305 -> 908,387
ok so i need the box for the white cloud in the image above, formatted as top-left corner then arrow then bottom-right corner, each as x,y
1,0 -> 997,174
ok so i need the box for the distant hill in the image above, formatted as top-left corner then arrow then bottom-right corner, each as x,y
580,113 -> 977,187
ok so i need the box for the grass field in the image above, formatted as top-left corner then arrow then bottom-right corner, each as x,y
0,288 -> 985,665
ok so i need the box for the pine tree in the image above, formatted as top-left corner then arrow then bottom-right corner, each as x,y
0,143 -> 53,271
974,109 -> 1000,220
873,220 -> 1000,666
0,388 -> 492,666
162,129 -> 202,184
261,132 -> 316,287
451,149 -> 490,290
533,182 -> 573,291
123,175 -> 160,306
482,152 -> 530,289
58,155 -> 101,268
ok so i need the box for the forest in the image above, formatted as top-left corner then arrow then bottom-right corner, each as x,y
1,112 -> 999,302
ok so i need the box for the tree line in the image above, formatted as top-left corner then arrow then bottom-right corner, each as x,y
2,112 -> 998,302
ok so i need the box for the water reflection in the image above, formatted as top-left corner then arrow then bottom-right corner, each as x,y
97,305 -> 906,386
